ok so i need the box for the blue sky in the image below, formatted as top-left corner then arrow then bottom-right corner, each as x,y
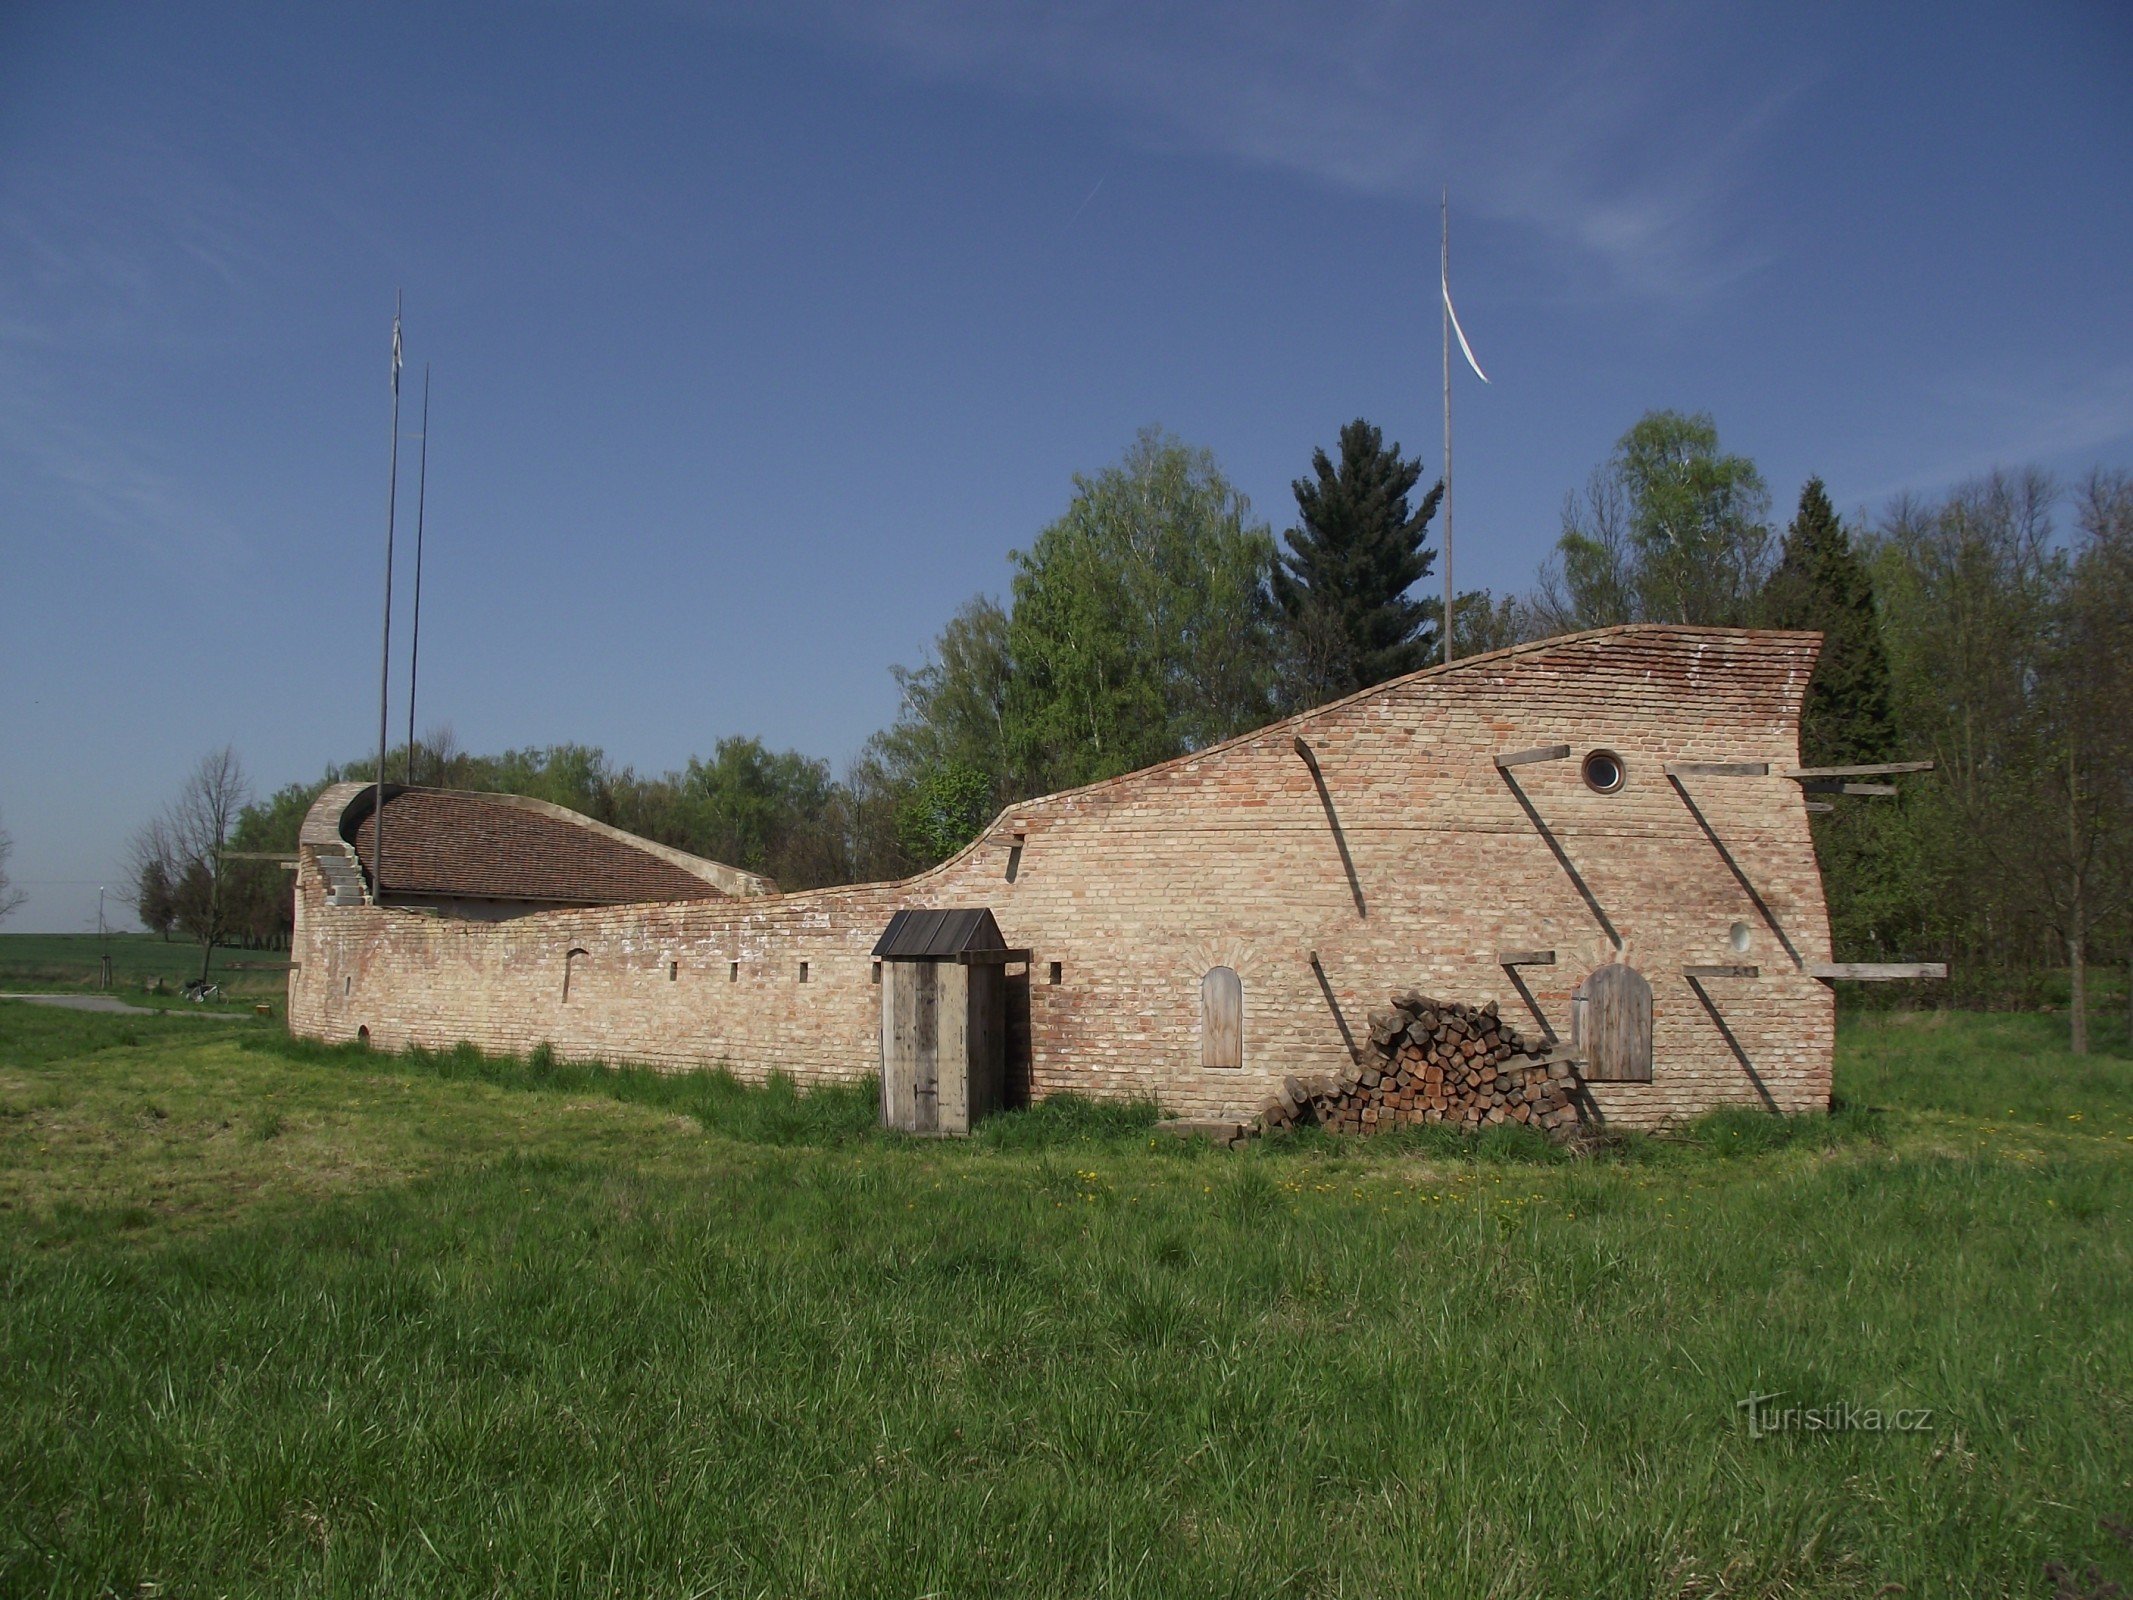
3,1 -> 2129,932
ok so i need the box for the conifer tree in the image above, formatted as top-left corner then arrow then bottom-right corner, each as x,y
1272,420 -> 1444,705
1762,477 -> 1896,765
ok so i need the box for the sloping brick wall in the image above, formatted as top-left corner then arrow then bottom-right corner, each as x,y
288,626 -> 1836,1128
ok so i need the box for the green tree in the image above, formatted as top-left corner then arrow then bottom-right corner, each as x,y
894,760 -> 995,867
1271,419 -> 1443,705
1003,428 -> 1279,794
1537,410 -> 1774,629
1761,478 -> 1896,767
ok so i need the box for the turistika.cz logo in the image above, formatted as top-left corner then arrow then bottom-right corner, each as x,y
1735,1392 -> 1934,1440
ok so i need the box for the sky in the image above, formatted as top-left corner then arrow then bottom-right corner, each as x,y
3,1 -> 2129,933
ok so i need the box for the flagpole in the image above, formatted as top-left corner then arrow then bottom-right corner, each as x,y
406,364 -> 430,784
375,293 -> 402,901
1442,189 -> 1454,666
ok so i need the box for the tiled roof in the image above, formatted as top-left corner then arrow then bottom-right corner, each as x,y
349,789 -> 734,905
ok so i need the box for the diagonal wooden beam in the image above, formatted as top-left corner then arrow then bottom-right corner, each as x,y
1665,774 -> 1805,971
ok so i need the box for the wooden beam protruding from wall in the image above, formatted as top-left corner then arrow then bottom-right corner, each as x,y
1799,780 -> 1899,797
1493,744 -> 1572,769
1807,962 -> 1948,981
1497,950 -> 1556,967
1783,761 -> 1936,779
1663,761 -> 1770,777
1683,964 -> 1760,979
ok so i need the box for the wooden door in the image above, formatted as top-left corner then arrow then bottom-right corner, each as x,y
1201,967 -> 1243,1069
1577,964 -> 1652,1083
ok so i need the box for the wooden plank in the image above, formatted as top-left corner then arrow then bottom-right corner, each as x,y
1804,801 -> 1835,813
1683,964 -> 1759,978
1493,744 -> 1571,768
955,948 -> 1033,964
1807,962 -> 1948,981
1801,780 -> 1899,797
1783,761 -> 1935,779
1291,736 -> 1320,773
1578,965 -> 1653,1083
1497,949 -> 1556,967
1201,966 -> 1243,1069
1663,761 -> 1770,777
913,962 -> 940,1133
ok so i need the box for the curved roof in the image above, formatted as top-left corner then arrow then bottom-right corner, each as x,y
313,784 -> 773,905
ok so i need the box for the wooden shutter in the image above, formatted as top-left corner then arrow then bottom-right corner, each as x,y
1577,964 -> 1653,1083
1201,967 -> 1243,1069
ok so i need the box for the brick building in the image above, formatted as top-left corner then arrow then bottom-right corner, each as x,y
289,625 -> 1848,1127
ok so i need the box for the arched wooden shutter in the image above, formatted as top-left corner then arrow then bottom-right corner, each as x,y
1576,964 -> 1652,1082
1201,967 -> 1243,1069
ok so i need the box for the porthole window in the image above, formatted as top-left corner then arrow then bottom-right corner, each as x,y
1729,921 -> 1752,955
1582,749 -> 1625,794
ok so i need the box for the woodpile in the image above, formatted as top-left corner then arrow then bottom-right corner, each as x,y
1259,990 -> 1585,1140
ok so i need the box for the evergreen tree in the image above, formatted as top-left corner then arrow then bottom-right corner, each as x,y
1271,419 -> 1443,705
1762,478 -> 1896,765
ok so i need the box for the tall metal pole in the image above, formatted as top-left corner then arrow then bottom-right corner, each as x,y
375,294 -> 403,901
406,364 -> 430,784
1441,189 -> 1454,666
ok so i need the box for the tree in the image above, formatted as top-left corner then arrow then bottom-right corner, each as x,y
863,596 -> 1016,867
1535,410 -> 1775,630
1761,478 -> 1896,767
129,746 -> 252,983
1003,428 -> 1279,794
1271,419 -> 1443,705
0,810 -> 25,923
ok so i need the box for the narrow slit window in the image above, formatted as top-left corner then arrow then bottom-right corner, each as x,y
799,961 -> 810,984
1047,961 -> 1063,986
563,947 -> 588,1002
871,960 -> 882,985
729,961 -> 739,982
668,961 -> 679,981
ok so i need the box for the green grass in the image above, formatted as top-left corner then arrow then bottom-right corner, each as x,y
0,930 -> 290,1010
1,1004 -> 2128,1597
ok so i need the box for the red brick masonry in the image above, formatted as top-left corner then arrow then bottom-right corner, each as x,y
290,626 -> 1835,1128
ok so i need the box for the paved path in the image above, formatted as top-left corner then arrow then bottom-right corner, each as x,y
1,993 -> 185,1015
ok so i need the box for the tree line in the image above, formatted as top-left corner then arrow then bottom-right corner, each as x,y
132,413 -> 2132,1046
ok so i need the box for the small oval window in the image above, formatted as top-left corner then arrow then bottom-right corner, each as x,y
1583,749 -> 1625,793
1729,921 -> 1752,954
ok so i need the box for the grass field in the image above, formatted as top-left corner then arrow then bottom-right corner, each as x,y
1,1003 -> 2128,1598
0,932 -> 290,1012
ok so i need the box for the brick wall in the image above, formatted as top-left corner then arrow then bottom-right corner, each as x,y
288,626 -> 1836,1128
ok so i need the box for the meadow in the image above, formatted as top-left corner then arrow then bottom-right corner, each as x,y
0,1000 -> 2127,1598
0,931 -> 290,1010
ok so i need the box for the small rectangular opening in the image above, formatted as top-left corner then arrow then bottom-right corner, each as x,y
1005,843 -> 1023,883
729,961 -> 739,982
799,961 -> 810,984
344,975 -> 352,997
871,960 -> 882,985
1047,961 -> 1062,986
668,961 -> 678,981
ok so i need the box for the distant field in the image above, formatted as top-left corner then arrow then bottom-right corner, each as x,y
0,1004 -> 2127,1598
0,931 -> 289,1008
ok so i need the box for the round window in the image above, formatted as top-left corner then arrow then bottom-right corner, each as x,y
1582,749 -> 1625,793
1730,921 -> 1752,954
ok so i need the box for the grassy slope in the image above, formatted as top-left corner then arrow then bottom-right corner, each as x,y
0,1005 -> 2127,1598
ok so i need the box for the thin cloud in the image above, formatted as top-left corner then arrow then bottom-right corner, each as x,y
708,0 -> 1805,300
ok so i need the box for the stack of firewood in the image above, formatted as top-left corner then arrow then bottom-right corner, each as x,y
1258,990 -> 1585,1139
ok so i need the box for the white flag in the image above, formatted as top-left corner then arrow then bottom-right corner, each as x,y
1442,270 -> 1489,384
391,316 -> 403,386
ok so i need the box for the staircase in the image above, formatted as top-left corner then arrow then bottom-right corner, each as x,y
314,845 -> 370,907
